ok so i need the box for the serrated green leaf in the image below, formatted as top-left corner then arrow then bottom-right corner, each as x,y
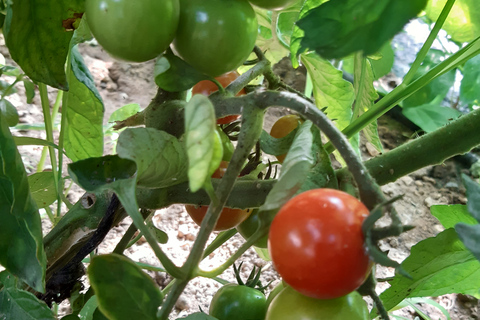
64,46 -> 104,162
0,115 -> 46,292
353,54 -> 383,153
154,51 -> 209,92
403,103 -> 462,133
3,0 -> 84,89
379,228 -> 480,311
0,98 -> 19,127
298,125 -> 337,192
260,121 -> 314,211
431,204 -> 478,229
185,95 -> 217,192
116,128 -> 188,188
425,0 -> 480,43
297,0 -> 427,59
28,172 -> 57,209
290,0 -> 327,67
460,54 -> 480,105
88,254 -> 163,320
301,53 -> 355,133
0,287 -> 55,320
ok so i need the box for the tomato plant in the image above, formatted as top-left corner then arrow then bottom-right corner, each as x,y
268,189 -> 372,299
85,0 -> 179,62
185,161 -> 252,231
173,0 -> 258,77
265,286 -> 369,320
248,0 -> 299,10
269,114 -> 303,163
192,71 -> 246,124
209,283 -> 267,320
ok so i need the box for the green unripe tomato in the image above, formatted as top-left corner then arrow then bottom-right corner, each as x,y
236,209 -> 268,248
173,0 -> 258,77
210,284 -> 267,320
266,281 -> 286,307
85,0 -> 179,62
248,0 -> 299,10
144,100 -> 185,138
266,287 -> 369,320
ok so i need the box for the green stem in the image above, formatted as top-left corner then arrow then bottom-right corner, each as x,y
325,34 -> 480,153
157,105 -> 265,319
44,206 -> 56,225
402,0 -> 456,85
113,223 -> 138,254
57,54 -> 72,218
114,188 -> 183,279
38,83 -> 59,212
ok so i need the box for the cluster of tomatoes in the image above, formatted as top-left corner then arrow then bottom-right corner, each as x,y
85,0 -> 299,77
185,73 -> 373,318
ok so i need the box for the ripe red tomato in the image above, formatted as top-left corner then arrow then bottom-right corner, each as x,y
85,0 -> 179,62
185,161 -> 252,231
269,115 -> 303,163
192,71 -> 246,124
173,0 -> 257,77
268,189 -> 372,299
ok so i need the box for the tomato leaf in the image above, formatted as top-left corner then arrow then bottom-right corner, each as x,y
290,0 -> 327,67
259,127 -> 299,156
296,0 -> 428,59
28,172 -> 57,209
425,0 -> 480,43
0,286 -> 55,320
260,121 -> 314,211
431,204 -> 478,229
0,98 -> 19,127
78,295 -> 99,320
0,115 -> 46,293
116,128 -> 188,188
402,103 -> 462,133
147,222 -> 169,244
3,0 -> 84,90
64,46 -> 104,162
352,54 -> 382,154
154,51 -> 209,92
379,228 -> 480,312
184,94 -> 218,192
88,254 -> 163,320
402,49 -> 456,108
460,54 -> 480,105
22,79 -> 36,104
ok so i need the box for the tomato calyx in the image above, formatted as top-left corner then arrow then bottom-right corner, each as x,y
233,262 -> 271,293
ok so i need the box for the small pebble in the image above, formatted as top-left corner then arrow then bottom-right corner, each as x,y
175,295 -> 190,311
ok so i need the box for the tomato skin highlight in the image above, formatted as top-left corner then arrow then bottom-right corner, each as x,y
248,0 -> 299,10
210,284 -> 267,320
85,0 -> 179,62
185,161 -> 251,231
192,71 -> 246,124
268,189 -> 372,299
265,286 -> 369,320
174,0 -> 258,77
269,114 -> 303,163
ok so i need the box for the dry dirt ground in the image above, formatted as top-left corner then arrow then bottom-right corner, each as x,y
1,37 -> 479,319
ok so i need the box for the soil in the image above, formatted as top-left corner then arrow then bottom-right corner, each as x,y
1,36 -> 479,320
